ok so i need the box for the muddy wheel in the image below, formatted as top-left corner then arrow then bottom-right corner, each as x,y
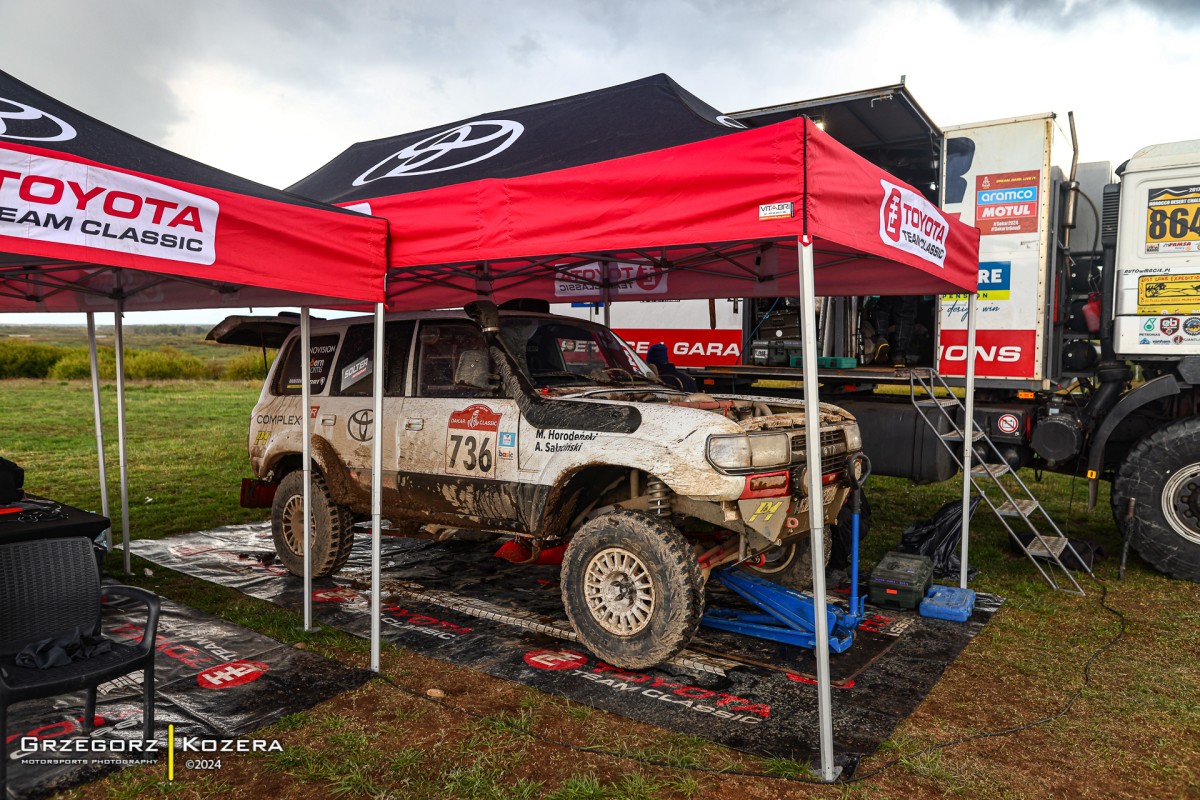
561,510 -> 703,670
271,470 -> 355,578
745,524 -> 833,590
1111,418 -> 1200,582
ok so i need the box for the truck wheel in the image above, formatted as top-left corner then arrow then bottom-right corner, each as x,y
1111,418 -> 1200,582
271,470 -> 356,578
561,510 -> 703,670
745,525 -> 833,590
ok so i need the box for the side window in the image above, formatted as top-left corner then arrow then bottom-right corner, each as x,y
332,321 -> 415,397
416,322 -> 499,398
271,334 -> 340,396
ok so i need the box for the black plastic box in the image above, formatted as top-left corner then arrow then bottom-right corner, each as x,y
869,551 -> 934,610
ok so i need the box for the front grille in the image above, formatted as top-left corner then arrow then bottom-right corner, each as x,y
790,428 -> 848,474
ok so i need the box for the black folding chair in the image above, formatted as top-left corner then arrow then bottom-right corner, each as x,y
0,537 -> 160,793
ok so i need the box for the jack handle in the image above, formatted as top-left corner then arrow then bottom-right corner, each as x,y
845,453 -> 872,618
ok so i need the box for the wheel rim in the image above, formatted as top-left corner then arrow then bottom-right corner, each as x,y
583,547 -> 655,636
280,494 -> 310,556
1162,464 -> 1200,546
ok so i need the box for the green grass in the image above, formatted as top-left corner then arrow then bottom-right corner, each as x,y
3,378 -> 1199,799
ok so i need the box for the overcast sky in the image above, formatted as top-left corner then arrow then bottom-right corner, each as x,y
2,0 -> 1195,325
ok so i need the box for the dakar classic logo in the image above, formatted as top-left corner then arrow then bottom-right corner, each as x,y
0,96 -> 77,142
353,120 -> 524,185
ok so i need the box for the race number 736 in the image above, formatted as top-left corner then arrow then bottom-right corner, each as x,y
447,433 -> 493,476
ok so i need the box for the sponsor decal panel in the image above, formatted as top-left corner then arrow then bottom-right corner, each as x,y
1160,317 -> 1181,336
1137,272 -> 1200,313
0,149 -> 218,264
878,179 -> 949,268
1144,185 -> 1200,254
937,329 -> 1036,379
617,328 -> 741,367
974,170 -> 1040,235
1185,317 -> 1200,336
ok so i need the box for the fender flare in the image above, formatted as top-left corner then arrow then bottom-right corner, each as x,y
1087,374 -> 1180,509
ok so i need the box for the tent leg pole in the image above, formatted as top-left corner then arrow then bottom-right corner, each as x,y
86,313 -> 112,551
113,303 -> 131,575
301,309 -> 314,631
797,236 -> 839,783
371,302 -> 385,673
960,293 -> 978,589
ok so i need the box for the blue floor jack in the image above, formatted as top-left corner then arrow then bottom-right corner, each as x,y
701,454 -> 872,654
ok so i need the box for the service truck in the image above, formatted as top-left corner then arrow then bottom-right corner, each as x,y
560,84 -> 1200,583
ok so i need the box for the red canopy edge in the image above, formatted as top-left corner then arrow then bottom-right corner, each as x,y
346,117 -> 977,311
0,142 -> 388,312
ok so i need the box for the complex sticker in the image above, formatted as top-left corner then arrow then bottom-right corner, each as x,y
1137,273 -> 1200,313
974,170 -> 1040,236
446,404 -> 501,477
1145,185 -> 1200,253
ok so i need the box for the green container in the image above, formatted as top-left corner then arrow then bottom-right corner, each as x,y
869,551 -> 934,610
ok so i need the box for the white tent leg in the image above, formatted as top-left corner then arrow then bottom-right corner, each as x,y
86,313 -> 112,550
960,293 -> 978,589
797,236 -> 839,782
113,303 -> 131,574
301,309 -> 314,631
371,302 -> 385,672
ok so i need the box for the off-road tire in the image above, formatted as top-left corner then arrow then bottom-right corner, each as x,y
271,470 -> 356,578
1111,418 -> 1200,582
561,510 -> 703,670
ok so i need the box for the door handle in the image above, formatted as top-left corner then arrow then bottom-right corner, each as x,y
404,419 -> 424,431
320,415 -> 336,427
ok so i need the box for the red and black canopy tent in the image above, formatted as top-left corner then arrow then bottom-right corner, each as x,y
292,74 -> 983,780
0,68 -> 388,586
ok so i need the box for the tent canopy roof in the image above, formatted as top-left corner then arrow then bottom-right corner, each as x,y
0,69 -> 386,313
291,74 -> 979,311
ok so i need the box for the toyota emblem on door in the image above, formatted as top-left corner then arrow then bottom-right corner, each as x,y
348,409 -> 373,442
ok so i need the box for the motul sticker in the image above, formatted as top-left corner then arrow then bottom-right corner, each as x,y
0,150 -> 218,264
975,171 -> 1040,235
554,262 -> 667,298
879,179 -> 948,268
197,660 -> 269,689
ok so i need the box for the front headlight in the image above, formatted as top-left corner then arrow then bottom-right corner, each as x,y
706,432 -> 791,471
844,425 -> 862,452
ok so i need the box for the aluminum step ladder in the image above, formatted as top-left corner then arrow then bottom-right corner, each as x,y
908,368 -> 1092,594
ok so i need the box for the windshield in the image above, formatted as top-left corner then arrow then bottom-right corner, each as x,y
498,316 -> 661,388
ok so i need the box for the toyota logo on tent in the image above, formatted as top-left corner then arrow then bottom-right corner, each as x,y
353,120 -> 524,185
0,96 -> 76,142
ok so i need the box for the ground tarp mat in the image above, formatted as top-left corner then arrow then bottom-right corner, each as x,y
4,593 -> 372,800
134,523 -> 1003,775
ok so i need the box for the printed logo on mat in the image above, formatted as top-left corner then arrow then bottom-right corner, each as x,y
353,120 -> 524,185
0,96 -> 76,142
879,179 -> 949,268
197,660 -> 269,689
524,649 -> 589,671
0,150 -> 219,264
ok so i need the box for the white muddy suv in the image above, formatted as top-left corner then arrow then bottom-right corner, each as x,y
230,301 -> 863,668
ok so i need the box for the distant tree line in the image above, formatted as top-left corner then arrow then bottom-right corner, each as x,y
0,340 -> 274,381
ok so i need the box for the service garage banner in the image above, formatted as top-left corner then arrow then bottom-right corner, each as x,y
0,69 -> 386,312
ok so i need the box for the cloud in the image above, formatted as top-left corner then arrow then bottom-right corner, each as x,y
939,0 -> 1200,24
